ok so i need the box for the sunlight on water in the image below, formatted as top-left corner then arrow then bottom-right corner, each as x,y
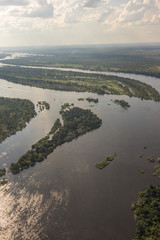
0,179 -> 70,240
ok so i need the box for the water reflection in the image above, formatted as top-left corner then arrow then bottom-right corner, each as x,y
0,179 -> 69,240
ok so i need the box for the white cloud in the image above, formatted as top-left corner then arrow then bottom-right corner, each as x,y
117,0 -> 160,26
25,3 -> 53,18
84,0 -> 108,8
0,0 -> 160,29
0,0 -> 160,46
0,0 -> 29,6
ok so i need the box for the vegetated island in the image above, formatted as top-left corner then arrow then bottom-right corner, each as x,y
112,99 -> 130,109
86,98 -> 98,103
132,184 -> 160,240
0,97 -> 37,143
147,154 -> 160,178
95,155 -> 114,169
153,164 -> 160,178
138,169 -> 145,174
37,101 -> 50,112
147,155 -> 155,163
9,104 -> 102,174
0,66 -> 160,101
138,150 -> 160,178
0,168 -> 6,177
78,97 -> 98,103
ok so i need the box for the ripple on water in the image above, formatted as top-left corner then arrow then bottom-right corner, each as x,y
0,180 -> 70,240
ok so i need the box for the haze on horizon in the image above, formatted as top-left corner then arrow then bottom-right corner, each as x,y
0,0 -> 160,47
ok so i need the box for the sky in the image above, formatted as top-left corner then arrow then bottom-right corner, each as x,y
0,0 -> 160,47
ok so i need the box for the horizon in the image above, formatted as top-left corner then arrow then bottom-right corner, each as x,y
1,41 -> 160,50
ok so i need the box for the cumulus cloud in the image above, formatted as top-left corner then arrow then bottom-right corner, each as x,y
123,0 -> 158,26
84,0 -> 109,8
0,0 -> 160,34
98,8 -> 115,22
98,0 -> 160,29
0,0 -> 29,6
25,3 -> 53,18
64,0 -> 109,24
84,0 -> 103,8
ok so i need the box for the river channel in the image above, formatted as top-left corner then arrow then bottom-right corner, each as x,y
0,58 -> 160,239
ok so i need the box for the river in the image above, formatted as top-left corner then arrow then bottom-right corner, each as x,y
0,55 -> 160,240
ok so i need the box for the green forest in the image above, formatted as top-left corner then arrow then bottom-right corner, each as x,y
0,97 -> 36,143
2,45 -> 160,78
9,105 -> 102,174
132,184 -> 160,240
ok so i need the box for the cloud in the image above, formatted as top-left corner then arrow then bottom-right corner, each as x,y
84,0 -> 103,8
96,0 -> 160,31
64,0 -> 109,24
117,0 -> 160,26
0,0 -> 29,6
84,0 -> 109,8
25,3 -> 54,18
0,0 -> 160,39
98,8 -> 115,22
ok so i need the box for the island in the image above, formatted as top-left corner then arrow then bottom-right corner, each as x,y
9,105 -> 102,174
112,99 -> 130,109
78,97 -> 98,103
37,101 -> 50,112
147,155 -> 155,163
86,98 -> 98,103
78,98 -> 85,101
0,66 -> 160,101
132,184 -> 160,240
138,169 -> 145,173
95,155 -> 114,169
153,164 -> 160,178
137,150 -> 160,178
0,97 -> 37,143
0,168 -> 6,177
